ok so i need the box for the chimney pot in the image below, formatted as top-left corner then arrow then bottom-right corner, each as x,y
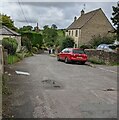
74,16 -> 77,21
81,9 -> 84,16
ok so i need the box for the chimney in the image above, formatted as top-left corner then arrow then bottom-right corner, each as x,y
81,9 -> 84,16
36,22 -> 39,32
74,16 -> 77,21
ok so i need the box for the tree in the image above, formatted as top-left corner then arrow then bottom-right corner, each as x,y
0,13 -> 18,31
18,25 -> 33,33
61,37 -> 75,50
51,24 -> 57,29
111,2 -> 119,41
42,25 -> 58,47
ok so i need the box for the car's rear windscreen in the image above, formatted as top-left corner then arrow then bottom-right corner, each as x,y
73,49 -> 85,54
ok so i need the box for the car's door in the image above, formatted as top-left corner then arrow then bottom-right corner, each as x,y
59,49 -> 67,60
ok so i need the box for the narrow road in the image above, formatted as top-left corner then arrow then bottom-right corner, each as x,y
4,53 -> 117,118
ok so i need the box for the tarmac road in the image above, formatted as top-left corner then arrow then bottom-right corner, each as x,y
3,53 -> 117,118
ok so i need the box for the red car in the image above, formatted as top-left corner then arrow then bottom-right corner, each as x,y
57,48 -> 88,64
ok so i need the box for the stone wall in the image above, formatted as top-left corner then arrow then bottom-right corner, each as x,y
85,49 -> 119,65
0,45 -> 3,74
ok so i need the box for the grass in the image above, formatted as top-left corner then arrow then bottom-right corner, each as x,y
88,59 -> 106,65
7,55 -> 21,64
109,62 -> 119,66
7,51 -> 33,64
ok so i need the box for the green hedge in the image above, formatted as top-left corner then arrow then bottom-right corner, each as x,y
21,31 -> 43,51
2,37 -> 18,55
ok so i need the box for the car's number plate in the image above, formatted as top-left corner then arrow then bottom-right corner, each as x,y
77,57 -> 82,58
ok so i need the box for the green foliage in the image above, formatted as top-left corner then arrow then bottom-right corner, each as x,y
7,54 -> 20,64
21,36 -> 32,52
111,2 -> 119,41
0,13 -> 18,31
51,24 -> 57,29
2,37 -> 18,55
18,25 -> 33,33
60,37 -> 75,50
89,35 -> 116,48
32,47 -> 38,53
43,25 -> 58,47
57,29 -> 65,37
88,58 -> 105,65
21,32 -> 43,51
80,44 -> 92,49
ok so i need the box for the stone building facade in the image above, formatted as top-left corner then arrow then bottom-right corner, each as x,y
66,8 -> 115,48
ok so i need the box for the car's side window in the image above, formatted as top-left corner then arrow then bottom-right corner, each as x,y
62,49 -> 66,53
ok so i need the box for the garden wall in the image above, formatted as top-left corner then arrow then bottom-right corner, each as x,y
85,49 -> 119,65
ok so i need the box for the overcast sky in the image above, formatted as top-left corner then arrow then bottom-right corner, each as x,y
0,1 -> 117,29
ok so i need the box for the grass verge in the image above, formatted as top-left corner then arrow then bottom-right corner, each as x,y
88,59 -> 105,65
7,55 -> 21,64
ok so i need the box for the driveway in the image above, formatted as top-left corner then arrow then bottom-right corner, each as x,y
3,53 -> 117,118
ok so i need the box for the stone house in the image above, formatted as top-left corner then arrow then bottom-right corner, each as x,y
0,26 -> 21,52
66,8 -> 115,48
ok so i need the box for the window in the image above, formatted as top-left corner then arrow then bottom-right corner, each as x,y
75,30 -> 78,37
72,30 -> 73,36
73,49 -> 85,54
69,31 -> 71,36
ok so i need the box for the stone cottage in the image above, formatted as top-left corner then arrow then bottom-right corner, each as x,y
0,26 -> 21,52
66,8 -> 115,48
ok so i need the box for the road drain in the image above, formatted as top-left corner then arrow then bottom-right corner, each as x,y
41,79 -> 63,90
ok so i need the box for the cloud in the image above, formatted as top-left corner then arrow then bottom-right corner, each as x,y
0,2 -> 117,29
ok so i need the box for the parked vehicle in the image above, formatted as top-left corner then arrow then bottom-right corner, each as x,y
96,44 -> 116,52
57,48 -> 88,64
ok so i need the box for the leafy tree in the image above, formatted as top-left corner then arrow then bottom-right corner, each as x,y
111,2 -> 119,41
18,25 -> 33,33
43,25 -> 58,47
60,37 -> 75,50
0,13 -> 18,31
51,24 -> 57,29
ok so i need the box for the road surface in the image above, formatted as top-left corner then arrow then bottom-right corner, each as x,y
3,53 -> 117,118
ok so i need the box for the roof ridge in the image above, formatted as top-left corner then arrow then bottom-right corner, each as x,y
67,8 -> 102,30
83,8 -> 101,16
2,25 -> 20,36
80,8 -> 100,28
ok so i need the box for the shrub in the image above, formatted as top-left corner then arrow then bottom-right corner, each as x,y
89,35 -> 116,48
2,37 -> 18,55
60,37 -> 75,50
32,47 -> 38,53
89,35 -> 115,48
80,44 -> 93,49
21,36 -> 32,52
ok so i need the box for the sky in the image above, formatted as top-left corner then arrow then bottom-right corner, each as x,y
0,1 -> 118,29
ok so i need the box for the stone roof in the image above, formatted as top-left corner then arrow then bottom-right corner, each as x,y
67,8 -> 102,30
0,26 -> 20,36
